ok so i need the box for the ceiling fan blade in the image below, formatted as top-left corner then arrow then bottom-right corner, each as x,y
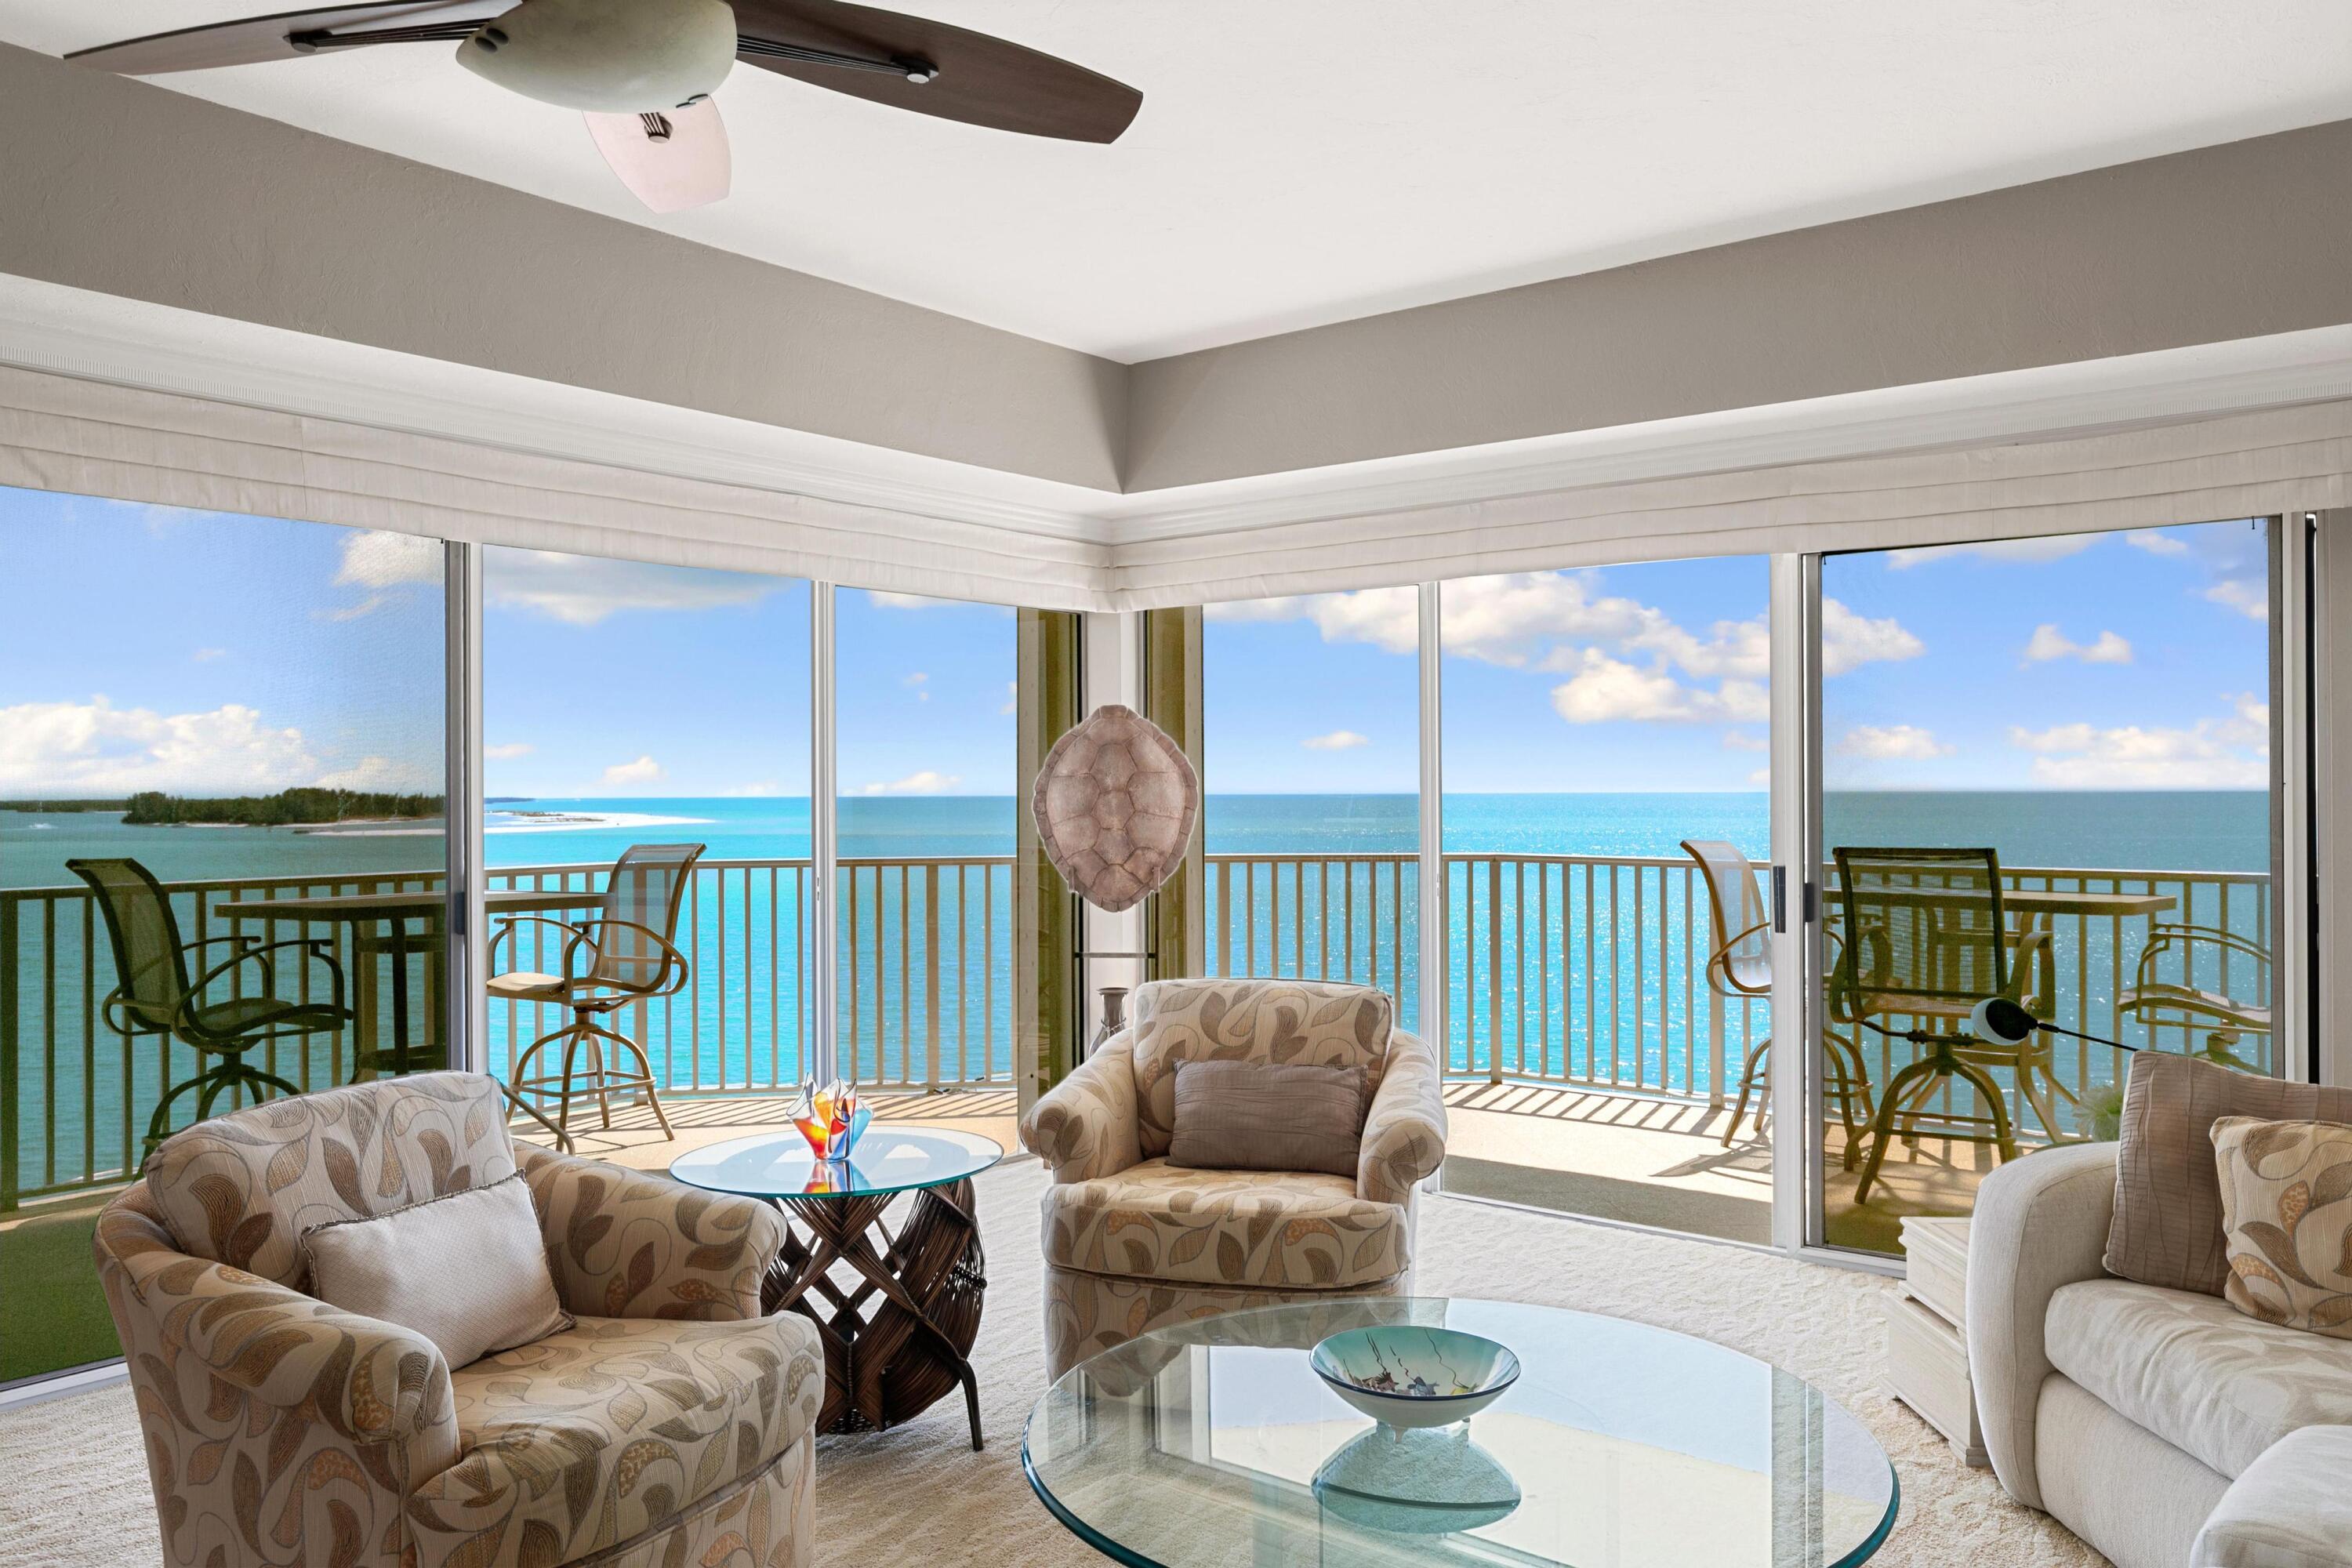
584,99 -> 731,213
67,2 -> 510,76
731,0 -> 1140,143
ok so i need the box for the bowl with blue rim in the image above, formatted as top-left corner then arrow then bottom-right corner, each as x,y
1309,1324 -> 1520,1432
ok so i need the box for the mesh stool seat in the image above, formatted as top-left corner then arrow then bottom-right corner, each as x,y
1682,840 -> 1875,1163
489,842 -> 703,1141
69,856 -> 350,1159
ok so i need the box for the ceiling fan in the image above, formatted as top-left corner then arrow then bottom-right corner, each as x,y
70,0 -> 1142,213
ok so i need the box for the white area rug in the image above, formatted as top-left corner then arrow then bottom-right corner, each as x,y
0,1159 -> 2102,1566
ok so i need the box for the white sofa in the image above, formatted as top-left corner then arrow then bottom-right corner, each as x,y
1965,1142 -> 2352,1568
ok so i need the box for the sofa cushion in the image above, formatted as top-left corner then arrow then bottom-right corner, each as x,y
1129,978 -> 1394,1157
1042,1157 -> 1410,1290
2105,1052 -> 2352,1298
2212,1116 -> 2352,1338
2045,1278 -> 2352,1477
2192,1424 -> 2352,1568
145,1071 -> 518,1288
415,1313 -> 824,1563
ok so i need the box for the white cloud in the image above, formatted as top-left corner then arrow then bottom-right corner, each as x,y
335,530 -> 441,590
487,550 -> 782,626
1886,535 -> 2100,569
191,647 -> 227,663
2006,695 -> 2268,788
2022,624 -> 2133,665
1837,724 -> 1955,760
316,755 -> 436,792
1748,767 -> 1770,787
1000,681 -> 1018,717
1302,730 -> 1369,750
2125,531 -> 2190,557
904,672 -> 930,702
484,742 -> 533,761
869,591 -> 940,610
1549,651 -> 1768,724
601,755 -> 664,786
2204,579 -> 2268,621
1722,730 -> 1769,752
859,769 -> 959,796
0,696 -> 318,794
1821,600 -> 1926,676
722,781 -> 782,797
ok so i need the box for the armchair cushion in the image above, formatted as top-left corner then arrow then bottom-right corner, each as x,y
521,1145 -> 784,1322
1042,1158 -> 1410,1290
1169,1059 -> 1367,1178
302,1173 -> 571,1367
2106,1052 -> 2352,1297
145,1072 -> 520,1289
1020,1036 -> 1144,1183
1129,978 -> 1396,1157
2192,1425 -> 2352,1568
409,1313 -> 823,1567
2045,1277 -> 2352,1479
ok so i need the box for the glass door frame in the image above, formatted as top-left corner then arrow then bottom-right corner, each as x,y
1778,518 -> 2316,1267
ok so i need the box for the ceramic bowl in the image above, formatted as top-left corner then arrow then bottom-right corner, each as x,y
1309,1325 -> 1520,1432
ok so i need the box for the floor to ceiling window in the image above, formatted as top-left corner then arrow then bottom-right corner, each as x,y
479,547 -> 811,1122
1815,520 -> 2278,1255
1436,561 -> 1784,1242
1200,590 -> 1423,1030
833,590 -> 1018,1091
1,491 -> 448,1387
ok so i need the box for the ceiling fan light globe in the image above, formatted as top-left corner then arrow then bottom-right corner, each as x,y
459,0 -> 738,113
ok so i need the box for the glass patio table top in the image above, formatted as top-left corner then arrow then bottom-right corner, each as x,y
1022,1297 -> 1897,1568
666,1127 -> 1002,1199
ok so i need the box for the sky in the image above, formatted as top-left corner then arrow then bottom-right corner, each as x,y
0,485 -> 2270,801
1203,519 -> 2271,793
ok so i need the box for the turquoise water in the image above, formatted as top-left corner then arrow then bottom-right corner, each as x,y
4,791 -> 2270,1195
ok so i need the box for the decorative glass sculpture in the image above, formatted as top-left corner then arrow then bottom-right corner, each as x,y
791,1079 -> 872,1163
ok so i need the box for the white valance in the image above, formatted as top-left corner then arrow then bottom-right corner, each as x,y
4,361 -> 2350,612
1108,401 -> 2352,607
0,366 -> 1107,611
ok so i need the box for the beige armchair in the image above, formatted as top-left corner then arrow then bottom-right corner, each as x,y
93,1072 -> 822,1568
1018,978 -> 1447,1378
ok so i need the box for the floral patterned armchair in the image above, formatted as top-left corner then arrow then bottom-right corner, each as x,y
1018,978 -> 1447,1377
93,1072 -> 822,1568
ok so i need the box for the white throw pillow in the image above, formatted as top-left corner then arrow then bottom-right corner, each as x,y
302,1172 -> 570,1367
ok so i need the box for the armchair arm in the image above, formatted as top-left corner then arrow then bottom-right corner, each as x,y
1359,1029 -> 1447,1206
183,936 -> 346,1017
93,1192 -> 459,1483
1965,1141 -> 2118,1510
1019,1034 -> 1142,1183
521,1145 -> 784,1320
488,915 -> 686,1000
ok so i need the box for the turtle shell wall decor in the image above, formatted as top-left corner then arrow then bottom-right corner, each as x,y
1031,704 -> 1200,912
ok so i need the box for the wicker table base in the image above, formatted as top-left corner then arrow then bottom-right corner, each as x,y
762,1179 -> 989,1449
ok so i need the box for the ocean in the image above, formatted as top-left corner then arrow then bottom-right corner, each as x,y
3,791 -> 2271,1192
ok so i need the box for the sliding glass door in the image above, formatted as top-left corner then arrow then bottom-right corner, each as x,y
2,492 -> 450,1388
1809,521 -> 2281,1256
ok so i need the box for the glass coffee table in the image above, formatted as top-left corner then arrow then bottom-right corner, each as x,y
1023,1297 -> 1898,1566
670,1127 -> 1001,1450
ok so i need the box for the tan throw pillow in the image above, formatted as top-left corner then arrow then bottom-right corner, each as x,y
1168,1059 -> 1367,1178
302,1172 -> 570,1367
2104,1051 -> 2352,1296
2211,1116 -> 2352,1338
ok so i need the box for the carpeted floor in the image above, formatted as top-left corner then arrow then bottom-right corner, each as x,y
0,1157 -> 2102,1567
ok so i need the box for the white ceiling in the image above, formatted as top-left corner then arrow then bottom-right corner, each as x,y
5,2 -> 2351,362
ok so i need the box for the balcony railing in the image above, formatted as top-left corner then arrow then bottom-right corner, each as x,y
4,850 -> 2272,1209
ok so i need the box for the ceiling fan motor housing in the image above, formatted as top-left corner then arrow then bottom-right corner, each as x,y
459,0 -> 738,113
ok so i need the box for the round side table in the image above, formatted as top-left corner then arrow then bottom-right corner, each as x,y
670,1126 -> 1002,1450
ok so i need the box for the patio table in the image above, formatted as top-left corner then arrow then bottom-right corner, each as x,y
212,887 -> 607,1075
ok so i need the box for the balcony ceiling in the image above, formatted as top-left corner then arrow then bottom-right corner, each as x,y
2,2 -> 2350,363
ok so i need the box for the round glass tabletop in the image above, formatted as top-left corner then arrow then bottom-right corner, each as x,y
666,1127 -> 1003,1199
1023,1297 -> 1898,1568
